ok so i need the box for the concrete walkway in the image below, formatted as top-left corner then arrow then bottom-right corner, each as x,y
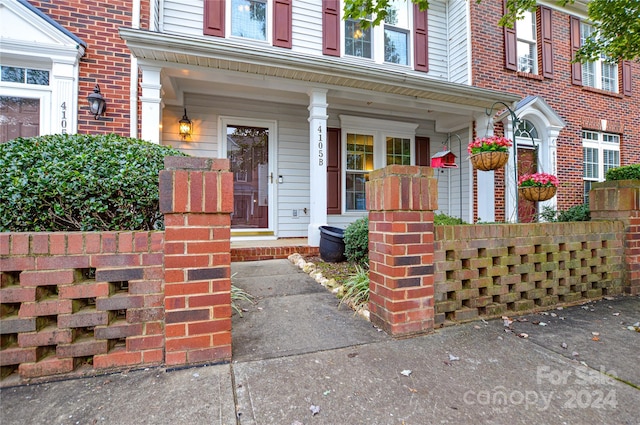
1,259 -> 639,425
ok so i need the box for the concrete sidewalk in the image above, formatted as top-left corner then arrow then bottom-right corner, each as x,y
1,260 -> 638,425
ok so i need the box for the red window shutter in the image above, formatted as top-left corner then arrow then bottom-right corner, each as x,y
203,0 -> 225,37
327,128 -> 342,215
323,0 -> 340,56
413,4 -> 429,72
570,16 -> 582,85
503,0 -> 517,71
273,0 -> 292,48
539,6 -> 554,78
415,136 -> 430,166
622,61 -> 632,96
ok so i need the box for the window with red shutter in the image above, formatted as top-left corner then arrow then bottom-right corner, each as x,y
203,0 -> 225,37
323,0 -> 341,56
540,6 -> 554,78
622,61 -> 632,96
569,16 -> 583,85
327,128 -> 342,214
413,4 -> 429,72
503,1 -> 517,71
273,0 -> 292,48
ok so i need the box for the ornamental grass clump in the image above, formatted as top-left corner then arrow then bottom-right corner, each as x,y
467,135 -> 513,154
518,172 -> 559,188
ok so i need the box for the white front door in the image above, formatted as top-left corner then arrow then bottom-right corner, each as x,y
220,117 -> 276,235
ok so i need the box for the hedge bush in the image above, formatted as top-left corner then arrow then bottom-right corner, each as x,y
344,216 -> 369,265
605,164 -> 640,181
0,133 -> 187,232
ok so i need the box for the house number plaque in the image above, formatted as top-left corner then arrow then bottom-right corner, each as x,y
317,125 -> 324,166
60,102 -> 68,134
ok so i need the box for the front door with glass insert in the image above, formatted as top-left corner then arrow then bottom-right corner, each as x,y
226,124 -> 270,230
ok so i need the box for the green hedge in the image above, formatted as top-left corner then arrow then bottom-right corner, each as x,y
344,216 -> 369,265
0,133 -> 187,232
606,164 -> 640,181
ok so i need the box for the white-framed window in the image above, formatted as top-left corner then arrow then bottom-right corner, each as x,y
1,66 -> 50,86
340,115 -> 418,212
230,0 -> 269,41
344,0 -> 411,65
580,22 -> 618,92
582,130 -> 620,201
516,11 -> 537,73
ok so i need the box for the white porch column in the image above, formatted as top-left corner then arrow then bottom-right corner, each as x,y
140,66 -> 162,144
502,116 -> 518,222
307,88 -> 328,247
474,114 -> 496,222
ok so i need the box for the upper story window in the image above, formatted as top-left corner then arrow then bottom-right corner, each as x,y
580,23 -> 617,92
1,66 -> 49,86
344,0 -> 410,65
516,11 -> 537,73
204,0 -> 291,48
231,0 -> 267,41
383,1 -> 410,65
505,6 -> 553,78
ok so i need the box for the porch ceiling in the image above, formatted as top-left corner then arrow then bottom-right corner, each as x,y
120,28 -> 519,117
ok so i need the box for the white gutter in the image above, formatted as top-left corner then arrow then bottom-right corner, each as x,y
129,0 -> 141,138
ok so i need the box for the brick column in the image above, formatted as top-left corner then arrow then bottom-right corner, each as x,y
590,179 -> 640,295
366,165 -> 438,336
160,157 -> 233,366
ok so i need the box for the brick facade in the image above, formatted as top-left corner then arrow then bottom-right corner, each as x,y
29,1 -> 135,136
470,0 -> 640,215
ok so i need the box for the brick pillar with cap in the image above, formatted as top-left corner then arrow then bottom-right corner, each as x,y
590,179 -> 640,295
160,157 -> 233,366
366,165 -> 438,337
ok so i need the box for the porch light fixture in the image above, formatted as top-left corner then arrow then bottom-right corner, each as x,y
87,84 -> 106,119
179,108 -> 192,141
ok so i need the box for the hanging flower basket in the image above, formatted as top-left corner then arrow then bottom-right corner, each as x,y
470,151 -> 509,171
518,172 -> 559,202
467,136 -> 512,171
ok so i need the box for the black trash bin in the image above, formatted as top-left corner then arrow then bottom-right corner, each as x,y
319,226 -> 346,263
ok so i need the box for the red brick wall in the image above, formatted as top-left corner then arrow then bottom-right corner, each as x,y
29,1 -> 135,136
470,0 -> 640,212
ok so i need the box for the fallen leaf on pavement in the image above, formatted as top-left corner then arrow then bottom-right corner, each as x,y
310,405 -> 320,416
401,370 -> 412,377
561,342 -> 568,349
449,354 -> 460,361
518,333 -> 529,338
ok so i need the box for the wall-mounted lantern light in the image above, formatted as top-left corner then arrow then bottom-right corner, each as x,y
87,84 -> 107,119
179,108 -> 192,141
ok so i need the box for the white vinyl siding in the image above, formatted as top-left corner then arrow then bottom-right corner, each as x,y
162,95 -> 310,237
448,0 -> 470,84
161,0 -> 456,83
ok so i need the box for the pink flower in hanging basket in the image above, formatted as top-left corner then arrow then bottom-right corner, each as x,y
518,172 -> 559,188
467,135 -> 513,155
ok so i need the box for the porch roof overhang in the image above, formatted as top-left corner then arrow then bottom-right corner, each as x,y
120,28 -> 519,113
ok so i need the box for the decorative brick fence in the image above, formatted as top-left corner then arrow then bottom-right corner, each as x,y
367,166 -> 638,337
433,221 -> 625,326
0,157 -> 233,386
1,160 -> 637,384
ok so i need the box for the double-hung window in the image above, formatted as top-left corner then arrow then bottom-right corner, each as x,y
204,0 -> 292,48
344,0 -> 410,65
231,0 -> 267,41
516,11 -> 537,73
582,130 -> 620,201
580,23 -> 617,92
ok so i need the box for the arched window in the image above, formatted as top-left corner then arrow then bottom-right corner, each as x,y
515,119 -> 539,139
